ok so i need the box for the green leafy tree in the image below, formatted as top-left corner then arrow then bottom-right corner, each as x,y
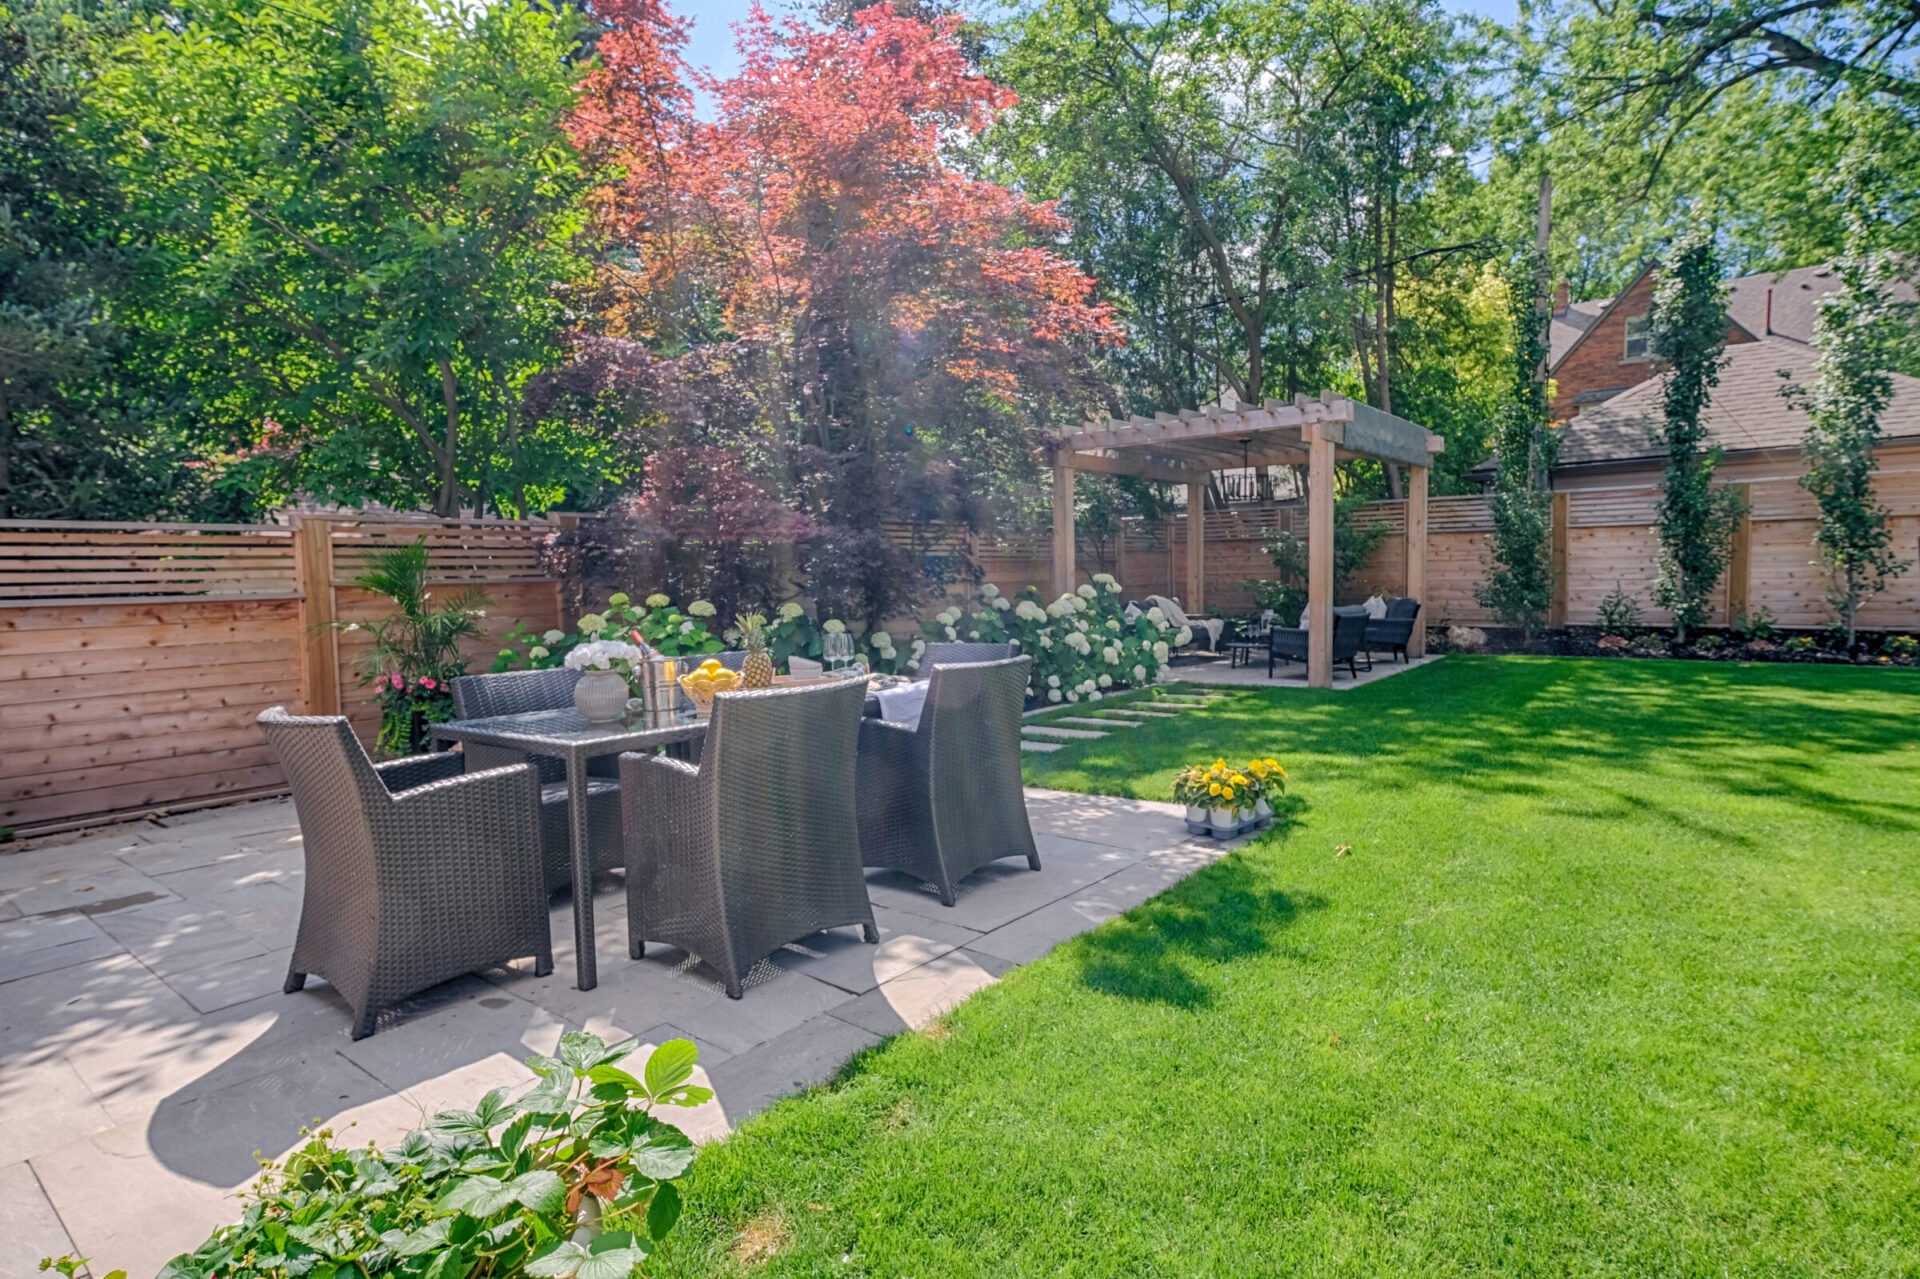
1250,493 -> 1395,622
1647,227 -> 1744,641
90,0 -> 611,518
1475,246 -> 1558,641
1788,166 -> 1913,647
0,3 -> 218,520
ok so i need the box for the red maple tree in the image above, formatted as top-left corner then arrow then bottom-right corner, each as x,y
562,0 -> 1118,619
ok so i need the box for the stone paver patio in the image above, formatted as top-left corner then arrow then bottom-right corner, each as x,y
0,787 -> 1235,1277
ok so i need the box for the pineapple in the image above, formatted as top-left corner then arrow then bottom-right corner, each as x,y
738,613 -> 775,688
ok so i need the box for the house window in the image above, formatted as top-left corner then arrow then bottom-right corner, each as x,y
1622,314 -> 1652,362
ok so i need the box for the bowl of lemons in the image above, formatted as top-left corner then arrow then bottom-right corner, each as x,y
677,658 -> 743,709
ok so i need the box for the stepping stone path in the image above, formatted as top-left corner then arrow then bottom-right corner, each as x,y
1019,691 -> 1226,752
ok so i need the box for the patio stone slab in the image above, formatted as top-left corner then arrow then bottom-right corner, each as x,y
1057,716 -> 1136,728
695,1012 -> 883,1135
1020,725 -> 1109,740
0,911 -> 124,984
766,905 -> 980,995
1019,740 -> 1063,752
828,947 -> 1013,1037
0,1159 -> 77,1268
0,784 -> 1229,1271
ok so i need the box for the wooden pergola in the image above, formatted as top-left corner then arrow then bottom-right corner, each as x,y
1051,391 -> 1444,688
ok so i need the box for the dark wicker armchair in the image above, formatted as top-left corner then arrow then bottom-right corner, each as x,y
857,656 -> 1041,906
258,707 -> 551,1039
920,641 -> 1016,670
1365,598 -> 1422,663
450,669 -> 622,895
619,678 -> 875,999
1268,607 -> 1373,679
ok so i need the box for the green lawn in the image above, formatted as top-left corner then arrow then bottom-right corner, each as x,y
657,657 -> 1920,1277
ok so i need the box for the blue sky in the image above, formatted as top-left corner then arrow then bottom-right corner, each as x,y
680,0 -> 1519,85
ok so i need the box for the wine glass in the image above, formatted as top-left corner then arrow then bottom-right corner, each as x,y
823,632 -> 853,673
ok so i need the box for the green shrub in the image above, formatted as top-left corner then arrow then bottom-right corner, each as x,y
1594,582 -> 1643,639
1630,632 -> 1670,654
1693,634 -> 1725,652
1731,607 -> 1779,643
1784,635 -> 1817,655
46,1033 -> 707,1279
494,592 -> 724,671
1885,633 -> 1918,661
926,576 -> 1181,703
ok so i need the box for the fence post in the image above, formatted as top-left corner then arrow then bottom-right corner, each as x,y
292,515 -> 341,716
1549,491 -> 1570,628
1726,484 -> 1752,625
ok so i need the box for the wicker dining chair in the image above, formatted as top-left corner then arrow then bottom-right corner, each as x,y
619,678 -> 875,999
857,655 -> 1041,906
920,641 -> 1016,669
258,707 -> 551,1039
450,669 -> 622,894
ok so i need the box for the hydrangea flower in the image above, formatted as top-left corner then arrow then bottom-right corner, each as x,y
1133,664 -> 1148,682
944,626 -> 959,640
679,621 -> 694,634
542,629 -> 566,643
1047,674 -> 1061,688
1015,600 -> 1047,622
1103,646 -> 1119,664
688,600 -> 716,618
992,596 -> 1011,610
981,583 -> 1000,598
1153,641 -> 1170,662
1047,688 -> 1062,703
1076,583 -> 1097,599
1098,673 -> 1112,688
1175,626 -> 1193,647
608,593 -> 630,607
911,637 -> 927,652
529,645 -> 549,660
646,594 -> 670,608
823,618 -> 847,634
779,601 -> 806,620
578,613 -> 607,634
1066,690 -> 1080,703
1089,690 -> 1103,701
1147,607 -> 1167,627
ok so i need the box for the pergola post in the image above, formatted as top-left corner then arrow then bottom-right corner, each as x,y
1306,423 -> 1335,688
1406,463 -> 1429,658
1185,479 -> 1206,614
1051,455 -> 1075,600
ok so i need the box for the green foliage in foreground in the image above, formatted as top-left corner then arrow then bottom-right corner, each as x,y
653,658 -> 1920,1276
51,1033 -> 708,1279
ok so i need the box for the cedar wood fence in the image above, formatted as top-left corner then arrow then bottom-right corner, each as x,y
5,468 -> 1917,836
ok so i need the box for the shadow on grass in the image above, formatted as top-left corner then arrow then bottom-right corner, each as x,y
1074,854 -> 1326,1011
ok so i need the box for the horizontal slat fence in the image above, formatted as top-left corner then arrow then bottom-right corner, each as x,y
2,517 -> 564,836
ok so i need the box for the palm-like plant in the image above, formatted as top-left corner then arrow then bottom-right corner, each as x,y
347,539 -> 491,682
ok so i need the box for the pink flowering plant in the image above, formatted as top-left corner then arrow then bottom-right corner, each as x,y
336,539 -> 487,756
370,671 -> 459,756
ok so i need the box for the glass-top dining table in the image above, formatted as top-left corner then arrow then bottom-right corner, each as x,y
430,674 -> 915,990
430,703 -> 711,990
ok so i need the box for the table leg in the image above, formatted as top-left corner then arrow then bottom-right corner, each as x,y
566,756 -> 597,990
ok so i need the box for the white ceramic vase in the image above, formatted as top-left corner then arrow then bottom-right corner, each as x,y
572,670 -> 629,722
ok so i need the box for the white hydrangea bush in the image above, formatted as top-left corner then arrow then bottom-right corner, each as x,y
914,575 -> 1179,700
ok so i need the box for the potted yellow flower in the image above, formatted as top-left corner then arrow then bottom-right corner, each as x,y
1173,765 -> 1212,834
1245,757 -> 1287,826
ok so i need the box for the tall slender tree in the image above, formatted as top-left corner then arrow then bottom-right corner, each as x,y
1790,165 -> 1912,647
1647,227 -> 1744,642
1476,246 -> 1558,641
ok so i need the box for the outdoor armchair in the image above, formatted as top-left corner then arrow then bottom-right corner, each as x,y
1365,597 -> 1422,663
1268,607 -> 1373,679
856,655 -> 1041,906
620,678 -> 875,999
921,641 -> 1016,669
1145,594 -> 1225,651
258,707 -> 552,1040
451,668 -> 622,894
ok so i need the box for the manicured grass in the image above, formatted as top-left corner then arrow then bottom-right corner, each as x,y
657,657 -> 1920,1277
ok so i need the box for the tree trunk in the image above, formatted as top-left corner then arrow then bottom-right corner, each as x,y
436,359 -> 461,518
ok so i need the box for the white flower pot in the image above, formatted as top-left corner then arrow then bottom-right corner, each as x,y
573,670 -> 629,722
1254,797 -> 1274,823
1185,805 -> 1209,835
1209,806 -> 1240,838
